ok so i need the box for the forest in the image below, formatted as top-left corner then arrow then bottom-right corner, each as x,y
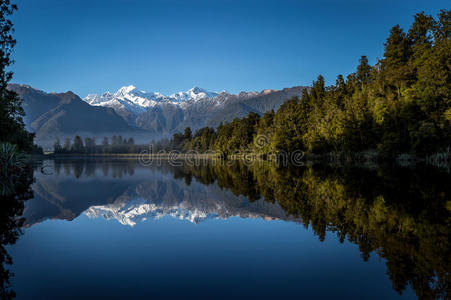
157,10 -> 450,160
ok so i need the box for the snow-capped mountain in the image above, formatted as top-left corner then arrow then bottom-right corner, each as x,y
84,85 -> 220,112
84,85 -> 176,115
81,84 -> 307,134
170,86 -> 220,102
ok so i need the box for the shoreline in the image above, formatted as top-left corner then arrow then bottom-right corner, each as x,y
25,151 -> 451,169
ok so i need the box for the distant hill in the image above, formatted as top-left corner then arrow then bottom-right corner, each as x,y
8,84 -> 141,145
9,84 -> 308,145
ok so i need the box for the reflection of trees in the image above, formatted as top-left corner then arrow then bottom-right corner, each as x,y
39,158 -> 450,298
54,159 -> 137,179
0,165 -> 34,299
174,161 -> 450,299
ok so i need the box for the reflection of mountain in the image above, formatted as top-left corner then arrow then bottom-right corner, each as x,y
25,158 -> 451,299
24,160 -> 288,227
84,198 -> 216,225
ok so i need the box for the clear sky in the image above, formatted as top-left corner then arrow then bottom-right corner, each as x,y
10,0 -> 449,97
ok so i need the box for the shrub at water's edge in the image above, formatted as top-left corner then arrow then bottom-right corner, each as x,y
0,141 -> 34,299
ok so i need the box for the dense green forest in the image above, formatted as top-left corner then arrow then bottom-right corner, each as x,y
160,10 -> 450,159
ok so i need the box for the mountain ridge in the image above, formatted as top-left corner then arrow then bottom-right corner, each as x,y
83,84 -> 308,133
9,83 -> 308,145
8,84 -> 143,144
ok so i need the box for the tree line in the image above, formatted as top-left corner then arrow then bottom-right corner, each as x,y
53,135 -> 148,154
164,10 -> 451,159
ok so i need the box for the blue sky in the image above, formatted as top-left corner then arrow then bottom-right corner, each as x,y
10,0 -> 449,97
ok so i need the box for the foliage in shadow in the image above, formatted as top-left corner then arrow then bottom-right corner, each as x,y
172,161 -> 450,299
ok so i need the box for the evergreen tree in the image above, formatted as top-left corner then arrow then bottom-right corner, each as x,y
383,25 -> 412,96
53,137 -> 62,153
184,127 -> 192,141
84,137 -> 96,153
356,56 -> 372,86
72,136 -> 85,153
0,1 -> 34,151
63,138 -> 71,152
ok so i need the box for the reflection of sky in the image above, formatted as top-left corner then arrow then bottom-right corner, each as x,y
9,215 -> 415,299
10,161 -> 418,298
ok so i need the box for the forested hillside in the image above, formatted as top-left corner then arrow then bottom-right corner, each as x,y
166,10 -> 450,159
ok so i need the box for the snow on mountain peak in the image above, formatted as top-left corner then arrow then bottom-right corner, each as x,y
170,86 -> 219,102
83,85 -> 221,112
117,85 -> 137,95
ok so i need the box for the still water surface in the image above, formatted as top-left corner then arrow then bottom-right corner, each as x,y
3,159 -> 450,299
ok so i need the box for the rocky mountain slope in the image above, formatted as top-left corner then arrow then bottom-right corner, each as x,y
84,85 -> 307,133
10,83 -> 307,144
8,84 -> 140,144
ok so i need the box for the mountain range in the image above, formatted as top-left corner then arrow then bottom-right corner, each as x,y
9,83 -> 307,145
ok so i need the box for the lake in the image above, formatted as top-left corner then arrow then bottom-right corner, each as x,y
1,158 -> 450,299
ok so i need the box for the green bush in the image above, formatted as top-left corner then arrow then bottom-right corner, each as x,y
0,143 -> 26,196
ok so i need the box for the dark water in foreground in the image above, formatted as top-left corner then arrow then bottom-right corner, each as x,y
1,158 -> 450,299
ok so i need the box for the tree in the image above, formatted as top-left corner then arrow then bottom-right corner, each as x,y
408,12 -> 434,54
84,137 -> 96,153
170,133 -> 184,150
53,137 -> 62,153
184,127 -> 192,141
72,136 -> 85,153
0,1 -> 34,151
310,75 -> 325,105
433,9 -> 451,43
383,25 -> 412,96
63,138 -> 71,152
101,137 -> 109,153
356,56 -> 371,86
272,97 -> 306,152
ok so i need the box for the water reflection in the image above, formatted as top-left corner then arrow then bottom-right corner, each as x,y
9,159 -> 451,298
27,159 -> 288,227
0,164 -> 34,299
